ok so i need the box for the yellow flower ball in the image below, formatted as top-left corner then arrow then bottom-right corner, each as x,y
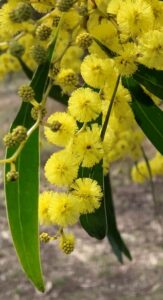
48,192 -> 80,227
44,112 -> 77,147
138,30 -> 163,70
72,124 -> 103,168
117,0 -> 154,40
45,150 -> 79,187
81,54 -> 115,88
114,43 -> 138,76
71,178 -> 103,214
68,87 -> 102,122
39,191 -> 55,225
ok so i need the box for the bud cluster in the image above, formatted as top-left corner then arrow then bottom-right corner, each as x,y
3,126 -> 27,148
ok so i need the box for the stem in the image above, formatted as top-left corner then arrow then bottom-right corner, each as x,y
52,20 -> 82,65
101,75 -> 120,140
50,227 -> 63,240
41,79 -> 53,106
0,113 -> 41,165
10,162 -> 16,171
37,9 -> 56,24
53,39 -> 71,64
30,99 -> 40,107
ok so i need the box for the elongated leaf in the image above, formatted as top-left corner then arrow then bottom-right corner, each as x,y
49,85 -> 69,106
80,163 -> 106,240
104,175 -> 132,263
18,58 -> 33,79
5,36 -> 58,291
133,65 -> 163,100
122,77 -> 163,154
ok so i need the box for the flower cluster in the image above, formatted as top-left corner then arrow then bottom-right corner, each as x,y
1,0 -> 163,254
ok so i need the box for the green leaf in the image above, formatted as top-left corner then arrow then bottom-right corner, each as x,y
133,65 -> 163,100
104,174 -> 132,263
122,77 -> 163,154
93,37 -> 116,58
49,84 -> 69,106
18,58 -> 33,79
5,35 -> 58,291
80,163 -> 106,240
5,130 -> 43,290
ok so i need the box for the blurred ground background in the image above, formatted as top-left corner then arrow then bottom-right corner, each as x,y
0,75 -> 163,300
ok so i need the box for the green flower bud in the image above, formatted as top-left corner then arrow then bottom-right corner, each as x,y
6,170 -> 19,182
9,2 -> 32,23
12,126 -> 27,144
9,41 -> 25,58
57,0 -> 74,12
76,33 -> 92,49
36,24 -> 52,41
78,5 -> 88,16
52,15 -> 61,27
50,63 -> 60,78
40,232 -> 51,243
31,105 -> 47,121
18,85 -> 35,102
3,133 -> 16,148
30,45 -> 47,65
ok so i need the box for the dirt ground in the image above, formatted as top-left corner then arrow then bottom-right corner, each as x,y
0,77 -> 163,300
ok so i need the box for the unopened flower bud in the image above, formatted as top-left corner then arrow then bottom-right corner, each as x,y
78,5 -> 88,16
59,233 -> 75,254
30,45 -> 47,64
9,3 -> 32,23
31,105 -> 47,121
57,0 -> 74,12
12,126 -> 27,144
9,41 -> 25,58
50,63 -> 60,78
3,133 -> 15,148
57,69 -> 78,87
36,24 -> 52,41
40,232 -> 51,243
76,32 -> 92,49
6,170 -> 19,182
18,85 -> 35,102
53,15 -> 61,27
